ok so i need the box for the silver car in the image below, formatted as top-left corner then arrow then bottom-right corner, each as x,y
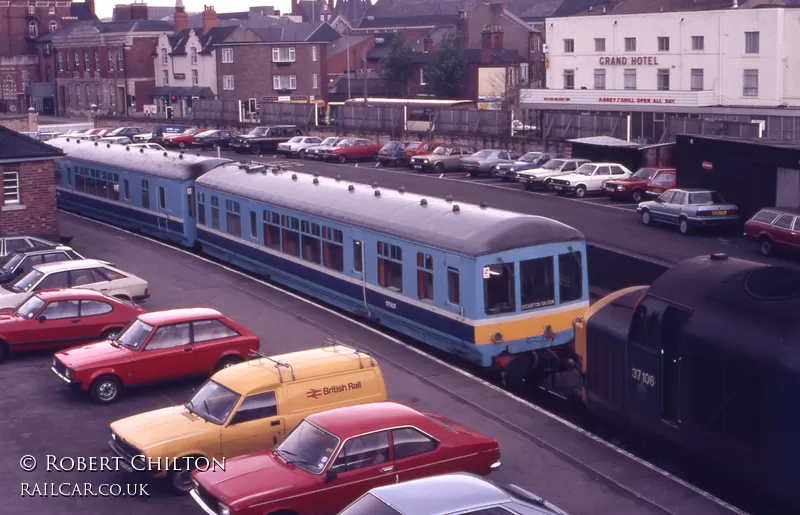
276,136 -> 323,158
637,188 -> 740,235
338,473 -> 569,515
460,149 -> 521,177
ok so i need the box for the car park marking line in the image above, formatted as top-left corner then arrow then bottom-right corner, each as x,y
62,210 -> 746,515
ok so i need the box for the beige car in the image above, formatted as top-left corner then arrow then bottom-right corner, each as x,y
410,145 -> 475,173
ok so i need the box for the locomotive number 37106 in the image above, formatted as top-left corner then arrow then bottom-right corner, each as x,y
631,367 -> 656,387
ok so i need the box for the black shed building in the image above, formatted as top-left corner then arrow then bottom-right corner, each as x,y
569,136 -> 675,173
675,135 -> 800,219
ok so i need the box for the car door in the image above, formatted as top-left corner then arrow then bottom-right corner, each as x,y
650,190 -> 675,222
220,391 -> 283,457
191,318 -> 240,373
34,271 -> 69,292
560,160 -> 579,175
79,300 -> 117,342
325,431 -> 396,513
27,299 -> 85,349
591,166 -> 612,190
68,268 -> 109,292
610,165 -> 629,179
771,214 -> 797,249
390,427 -> 442,483
664,190 -> 686,224
133,322 -> 195,384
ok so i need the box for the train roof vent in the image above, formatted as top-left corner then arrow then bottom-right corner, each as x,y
291,174 -> 298,181
399,187 -> 405,193
372,181 -> 378,189
335,175 -> 342,182
348,185 -> 355,192
374,190 -> 381,197
313,177 -> 319,185
452,204 -> 461,212
480,201 -> 488,209
420,198 -> 428,206
245,164 -> 266,174
445,195 -> 453,202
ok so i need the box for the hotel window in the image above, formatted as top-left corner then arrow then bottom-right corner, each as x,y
300,220 -> 321,264
563,39 -> 574,53
419,68 -> 426,86
690,69 -> 704,90
312,45 -> 318,62
84,51 -> 89,71
221,48 -> 233,63
3,171 -> 20,205
74,51 -> 80,70
272,47 -> 296,62
743,69 -> 758,97
657,69 -> 670,91
273,75 -> 297,90
322,226 -> 344,272
210,196 -> 219,229
49,21 -> 57,32
377,241 -> 403,292
192,69 -> 198,85
191,47 -> 198,64
223,75 -> 234,90
594,38 -> 606,52
28,21 -> 38,38
593,69 -> 606,90
657,37 -> 670,52
94,49 -> 100,70
57,51 -> 64,72
117,51 -> 124,71
161,48 -> 168,65
624,68 -> 636,90
262,210 -> 281,250
563,69 -> 575,89
416,252 -> 434,301
692,36 -> 704,51
624,37 -> 636,52
745,31 -> 759,54
162,70 -> 169,85
281,215 -> 300,256
313,73 -> 318,89
225,199 -> 241,237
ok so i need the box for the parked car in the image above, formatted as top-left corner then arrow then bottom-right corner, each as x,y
99,136 -> 133,145
129,142 -> 165,151
231,125 -> 301,154
319,138 -> 382,163
162,128 -> 209,149
304,137 -> 344,160
605,167 -> 677,203
276,136 -> 323,158
109,344 -> 387,492
644,169 -> 677,197
377,141 -> 411,166
0,235 -> 56,257
517,158 -> 589,190
105,127 -> 148,143
192,129 -> 238,149
402,141 -> 445,165
494,152 -> 560,182
410,145 -> 476,173
744,207 -> 800,256
638,188 -> 740,235
148,124 -> 190,145
0,245 -> 83,284
339,473 -> 569,515
0,259 -> 149,309
52,308 -> 255,404
549,162 -> 632,197
460,149 -> 521,177
190,402 -> 501,515
0,289 -> 144,362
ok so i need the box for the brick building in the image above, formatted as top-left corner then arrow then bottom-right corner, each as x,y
0,126 -> 64,240
37,18 -> 173,117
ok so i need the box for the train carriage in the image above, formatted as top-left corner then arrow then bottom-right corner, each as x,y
194,162 -> 590,381
48,137 -> 229,246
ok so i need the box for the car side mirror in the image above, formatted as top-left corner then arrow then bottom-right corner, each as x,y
37,315 -> 47,322
324,469 -> 338,483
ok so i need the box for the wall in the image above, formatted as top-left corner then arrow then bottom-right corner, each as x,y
0,114 -> 30,131
0,160 -> 58,238
0,1 -> 71,56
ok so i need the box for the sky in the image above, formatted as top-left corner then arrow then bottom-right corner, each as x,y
94,0 -> 293,19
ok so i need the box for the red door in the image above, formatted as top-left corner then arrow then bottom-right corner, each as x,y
77,300 -> 119,343
389,427 -> 449,483
24,300 -> 90,350
127,322 -> 198,384
770,214 -> 797,250
189,318 -> 239,373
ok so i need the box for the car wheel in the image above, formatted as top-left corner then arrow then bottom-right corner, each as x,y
679,218 -> 692,235
101,328 -> 121,340
0,341 -> 8,363
631,189 -> 644,203
759,236 -> 774,256
434,162 -> 445,173
251,144 -> 262,155
298,149 -> 306,158
542,178 -> 551,189
90,375 -> 122,404
170,459 -> 199,495
337,154 -> 347,164
641,210 -> 652,226
178,141 -> 186,149
372,153 -> 379,161
215,355 -> 243,371
574,185 -> 587,198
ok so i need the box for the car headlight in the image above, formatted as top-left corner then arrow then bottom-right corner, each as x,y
509,167 -> 515,172
424,159 -> 429,163
218,503 -> 232,515
529,175 -> 537,180
565,181 -> 570,186
65,368 -> 73,379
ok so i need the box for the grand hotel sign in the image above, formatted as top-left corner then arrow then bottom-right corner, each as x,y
598,56 -> 661,66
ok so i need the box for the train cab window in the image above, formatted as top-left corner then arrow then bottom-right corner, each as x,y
322,226 -> 344,272
210,196 -> 220,230
225,200 -> 241,237
301,220 -> 321,264
353,240 -> 363,273
483,263 -> 515,315
197,192 -> 206,225
377,241 -> 403,292
520,257 -> 555,310
416,252 -> 434,301
447,267 -> 460,305
281,215 -> 301,256
263,210 -> 281,250
141,179 -> 150,209
559,251 -> 583,303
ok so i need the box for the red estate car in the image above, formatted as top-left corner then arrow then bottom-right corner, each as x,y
744,207 -> 800,256
403,141 -> 445,164
190,402 -> 501,515
51,308 -> 258,404
319,138 -> 382,163
0,289 -> 143,363
644,170 -> 678,198
605,167 -> 676,203
163,128 -> 210,149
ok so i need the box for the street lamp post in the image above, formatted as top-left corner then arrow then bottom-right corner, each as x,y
346,15 -> 374,100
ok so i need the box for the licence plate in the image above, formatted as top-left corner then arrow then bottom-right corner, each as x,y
712,210 -> 728,215
606,186 -> 614,192
413,165 -> 422,169
554,185 -> 566,190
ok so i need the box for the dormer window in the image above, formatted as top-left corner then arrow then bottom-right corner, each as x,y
191,47 -> 197,64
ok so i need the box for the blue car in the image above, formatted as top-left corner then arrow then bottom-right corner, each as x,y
495,152 -> 561,182
637,188 -> 740,235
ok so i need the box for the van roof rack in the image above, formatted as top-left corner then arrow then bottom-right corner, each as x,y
323,337 -> 375,368
248,349 -> 296,382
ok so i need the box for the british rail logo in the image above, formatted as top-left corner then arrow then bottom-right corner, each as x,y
306,381 -> 362,399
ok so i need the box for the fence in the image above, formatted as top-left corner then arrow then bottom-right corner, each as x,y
542,112 -> 628,141
261,102 -> 316,127
666,117 -> 760,140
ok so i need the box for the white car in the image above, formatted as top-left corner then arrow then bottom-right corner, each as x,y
99,136 -> 132,145
548,162 -> 632,198
132,133 -> 152,143
0,259 -> 149,309
276,136 -> 323,157
129,143 -> 165,151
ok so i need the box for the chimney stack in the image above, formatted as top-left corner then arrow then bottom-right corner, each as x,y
490,2 -> 504,15
174,0 -> 189,32
492,31 -> 504,51
480,30 -> 491,62
129,1 -> 149,21
457,10 -> 468,46
85,0 -> 96,16
202,5 -> 218,32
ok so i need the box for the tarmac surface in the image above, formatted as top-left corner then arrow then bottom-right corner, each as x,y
0,212 -> 745,515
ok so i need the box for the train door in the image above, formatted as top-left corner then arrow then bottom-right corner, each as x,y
350,229 -> 371,317
185,184 -> 196,242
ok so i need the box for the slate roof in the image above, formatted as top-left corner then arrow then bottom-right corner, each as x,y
250,22 -> 341,42
368,45 -> 524,64
168,26 -> 239,55
0,126 -> 64,161
366,0 -> 570,20
358,14 -> 459,28
70,1 -> 99,21
41,19 -> 174,42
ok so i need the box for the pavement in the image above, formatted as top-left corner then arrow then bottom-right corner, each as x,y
0,212 -> 745,515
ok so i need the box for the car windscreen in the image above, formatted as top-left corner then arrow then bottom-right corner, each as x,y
0,253 -> 24,272
195,130 -> 217,138
541,159 -> 565,170
381,142 -> 399,150
288,136 -> 303,143
275,420 -> 339,474
185,380 -> 241,425
406,142 -> 420,151
320,137 -> 337,145
652,173 -> 676,185
249,128 -> 267,137
108,128 -> 125,136
116,319 -> 154,350
338,494 -> 401,515
472,150 -> 491,158
432,147 -> 448,155
16,294 -> 45,319
633,168 -> 657,180
688,191 -> 724,204
575,164 -> 596,175
183,128 -> 198,135
520,152 -> 541,162
9,269 -> 43,293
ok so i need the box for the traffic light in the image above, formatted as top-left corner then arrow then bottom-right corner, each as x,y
248,98 -> 257,113
170,95 -> 177,103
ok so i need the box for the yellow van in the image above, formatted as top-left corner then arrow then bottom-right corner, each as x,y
108,343 -> 387,492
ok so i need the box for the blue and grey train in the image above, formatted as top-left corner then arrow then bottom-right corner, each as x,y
49,137 -> 591,385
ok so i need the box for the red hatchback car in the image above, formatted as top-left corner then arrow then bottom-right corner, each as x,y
319,138 -> 382,163
51,308 -> 258,404
403,141 -> 445,165
190,402 -> 501,515
744,207 -> 800,256
605,167 -> 676,203
163,128 -> 209,149
0,289 -> 143,363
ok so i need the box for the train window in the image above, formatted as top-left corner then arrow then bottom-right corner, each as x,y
281,215 -> 300,256
249,211 -> 257,239
263,210 -> 281,250
519,257 -> 554,310
210,195 -> 219,230
75,170 -> 85,192
558,251 -> 583,303
123,179 -> 130,201
301,221 -> 321,264
197,192 -> 206,225
377,241 -> 403,292
225,200 -> 241,238
141,180 -> 150,209
416,252 -> 434,301
483,263 -> 515,315
322,227 -> 344,272
353,240 -> 363,273
447,267 -> 460,305
109,175 -> 120,202
628,302 -> 662,351
97,177 -> 108,199
158,187 -> 167,210
86,169 -> 96,196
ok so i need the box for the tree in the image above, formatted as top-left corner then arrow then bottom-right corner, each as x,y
380,33 -> 415,98
425,32 -> 468,98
